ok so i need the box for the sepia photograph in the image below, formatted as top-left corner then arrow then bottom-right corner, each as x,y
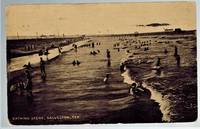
5,2 -> 197,125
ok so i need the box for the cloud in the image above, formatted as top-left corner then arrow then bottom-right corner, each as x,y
146,23 -> 170,27
136,24 -> 145,27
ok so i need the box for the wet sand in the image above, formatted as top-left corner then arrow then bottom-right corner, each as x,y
7,33 -> 197,124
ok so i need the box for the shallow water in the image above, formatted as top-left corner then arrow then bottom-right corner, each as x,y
120,34 -> 197,122
8,34 -> 197,124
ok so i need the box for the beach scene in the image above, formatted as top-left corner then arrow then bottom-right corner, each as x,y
6,2 -> 197,124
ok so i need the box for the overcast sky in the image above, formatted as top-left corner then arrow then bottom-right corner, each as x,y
6,2 -> 196,36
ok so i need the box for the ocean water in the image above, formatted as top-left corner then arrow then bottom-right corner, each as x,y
8,34 -> 197,124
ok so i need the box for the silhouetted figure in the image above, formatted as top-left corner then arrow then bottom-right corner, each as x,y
130,83 -> 137,95
120,63 -> 125,73
93,51 -> 97,55
40,57 -> 46,80
73,44 -> 78,52
156,57 -> 161,67
174,46 -> 178,56
23,62 -> 33,71
176,55 -> 181,67
132,83 -> 137,89
18,80 -> 25,95
44,48 -> 49,61
74,44 -> 77,50
90,51 -> 97,55
164,48 -> 168,54
130,82 -> 151,99
39,49 -> 43,56
117,48 -> 120,52
106,49 -> 111,59
25,69 -> 33,98
103,73 -> 110,84
107,59 -> 111,67
76,60 -> 81,65
130,82 -> 141,95
92,43 -> 95,48
72,60 -> 76,66
155,57 -> 161,75
58,47 -> 62,54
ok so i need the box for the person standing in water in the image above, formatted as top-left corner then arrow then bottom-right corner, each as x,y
107,59 -> 111,67
176,54 -> 181,67
40,57 -> 46,80
106,49 -> 111,59
44,48 -> 49,61
164,48 -> 168,54
92,42 -> 95,48
106,49 -> 111,67
74,44 -> 78,52
120,63 -> 125,73
23,62 -> 33,73
58,46 -> 62,54
103,73 -> 110,84
173,45 -> 181,67
156,57 -> 161,67
117,48 -> 120,52
174,46 -> 178,56
155,57 -> 161,75
25,69 -> 33,103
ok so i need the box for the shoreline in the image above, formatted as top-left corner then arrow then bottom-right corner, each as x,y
7,39 -> 89,72
7,39 -> 89,87
7,30 -> 196,40
121,67 -> 170,122
121,57 -> 197,122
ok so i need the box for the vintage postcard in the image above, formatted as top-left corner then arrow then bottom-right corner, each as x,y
5,2 -> 197,125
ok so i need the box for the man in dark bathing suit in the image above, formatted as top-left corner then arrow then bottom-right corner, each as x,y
106,49 -> 111,59
40,57 -> 46,80
25,69 -> 33,103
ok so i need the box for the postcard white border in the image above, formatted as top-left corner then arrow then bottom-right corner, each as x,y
1,0 -> 200,128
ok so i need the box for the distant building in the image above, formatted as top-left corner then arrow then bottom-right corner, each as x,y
134,31 -> 139,36
164,28 -> 174,32
174,28 -> 182,33
49,34 -> 55,37
40,34 -> 47,38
